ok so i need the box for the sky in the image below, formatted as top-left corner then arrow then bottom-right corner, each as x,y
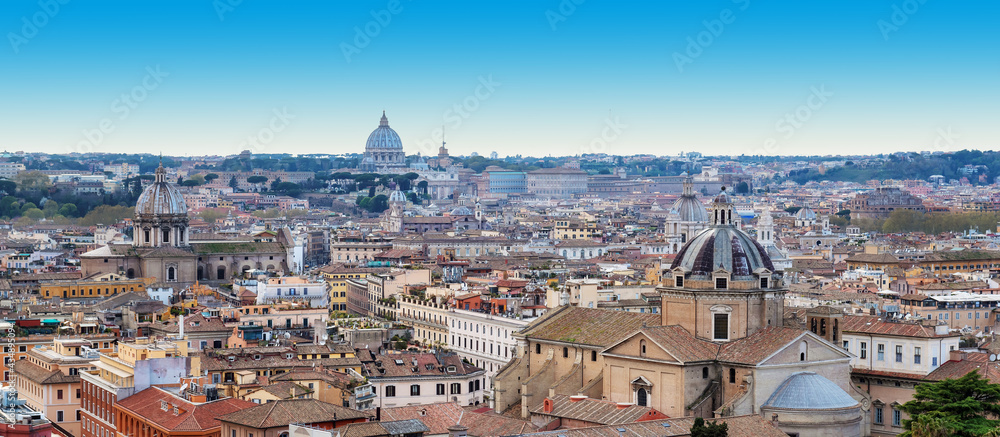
0,0 -> 997,158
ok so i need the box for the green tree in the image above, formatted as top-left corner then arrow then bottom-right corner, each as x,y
58,203 -> 78,218
199,209 -> 226,223
369,194 -> 389,213
784,206 -> 802,215
229,176 -> 238,189
735,181 -> 749,194
690,417 -> 728,437
22,208 -> 44,220
78,205 -> 133,226
42,201 -> 59,218
0,180 -> 15,195
13,171 -> 52,192
204,173 -> 219,183
898,371 -> 1000,437
20,202 -> 37,214
417,180 -> 428,194
181,180 -> 201,187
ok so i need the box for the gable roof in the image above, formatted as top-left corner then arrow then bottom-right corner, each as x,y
519,306 -> 659,348
216,399 -> 368,429
115,387 -> 254,432
606,326 -> 720,363
514,414 -> 789,437
380,402 -> 537,436
530,395 -> 666,425
717,327 -> 816,365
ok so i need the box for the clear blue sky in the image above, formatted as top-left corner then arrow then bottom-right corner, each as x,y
1,0 -> 997,157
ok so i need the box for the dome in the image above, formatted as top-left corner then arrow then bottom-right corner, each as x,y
389,190 -> 407,203
365,111 -> 403,150
763,372 -> 859,410
795,206 -> 816,220
450,206 -> 473,216
671,196 -> 708,222
670,225 -> 775,276
672,175 -> 709,222
135,165 -> 187,217
713,186 -> 732,204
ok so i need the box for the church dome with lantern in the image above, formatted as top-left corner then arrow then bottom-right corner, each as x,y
133,163 -> 190,248
670,186 -> 778,283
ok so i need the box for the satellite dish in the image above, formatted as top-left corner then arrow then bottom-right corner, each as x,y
991,354 -> 997,362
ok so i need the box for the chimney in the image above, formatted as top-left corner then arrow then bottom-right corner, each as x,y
616,402 -> 631,410
447,425 -> 469,437
569,395 -> 587,402
950,350 -> 967,362
178,314 -> 184,339
542,398 -> 554,414
934,324 -> 949,336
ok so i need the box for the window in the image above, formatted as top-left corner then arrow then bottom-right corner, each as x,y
636,387 -> 648,407
410,384 -> 420,396
892,408 -> 901,426
728,368 -> 736,383
843,340 -> 849,350
436,384 -> 445,395
702,367 -> 709,379
860,342 -> 867,359
874,407 -> 883,425
385,385 -> 396,397
914,347 -> 921,364
895,345 -> 903,363
563,347 -> 568,358
715,277 -> 728,289
932,356 -> 938,366
58,390 -> 63,400
535,344 -> 541,354
675,276 -> 683,287
877,344 -> 885,361
450,383 -> 461,394
640,340 -> 647,357
713,313 -> 728,340
591,351 -> 597,361
57,411 -> 63,421
760,277 -> 768,288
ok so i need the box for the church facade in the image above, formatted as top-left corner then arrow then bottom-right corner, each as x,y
495,187 -> 866,437
80,164 -> 292,287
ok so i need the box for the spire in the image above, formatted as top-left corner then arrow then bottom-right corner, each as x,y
155,157 -> 166,183
682,174 -> 694,197
711,186 -> 734,226
379,111 -> 389,127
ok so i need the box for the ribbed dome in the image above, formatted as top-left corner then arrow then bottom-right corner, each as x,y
670,226 -> 774,276
763,372 -> 859,410
389,190 -> 407,203
450,206 -> 473,216
135,165 -> 187,217
366,112 -> 403,150
672,196 -> 708,222
795,206 -> 816,220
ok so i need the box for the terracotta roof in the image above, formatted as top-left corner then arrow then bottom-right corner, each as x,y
515,414 -> 788,437
364,352 -> 480,379
115,387 -> 254,432
217,399 -> 367,428
520,306 -> 659,348
340,419 -> 430,437
629,326 -> 720,363
11,360 -> 79,385
926,352 -> 1000,383
381,402 -> 537,436
717,327 -> 810,365
530,395 -> 667,425
257,380 -> 313,399
840,315 -> 956,338
844,253 -> 903,264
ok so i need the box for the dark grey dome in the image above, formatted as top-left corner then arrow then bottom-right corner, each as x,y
670,226 -> 774,276
764,372 -> 859,410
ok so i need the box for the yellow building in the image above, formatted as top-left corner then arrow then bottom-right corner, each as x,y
318,266 -> 387,313
40,273 -> 153,299
552,219 -> 601,240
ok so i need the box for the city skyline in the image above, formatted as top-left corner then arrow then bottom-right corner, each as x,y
1,1 -> 997,157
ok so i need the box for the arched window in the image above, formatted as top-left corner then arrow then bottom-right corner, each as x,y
167,267 -> 175,282
636,388 -> 648,407
640,340 -> 647,357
